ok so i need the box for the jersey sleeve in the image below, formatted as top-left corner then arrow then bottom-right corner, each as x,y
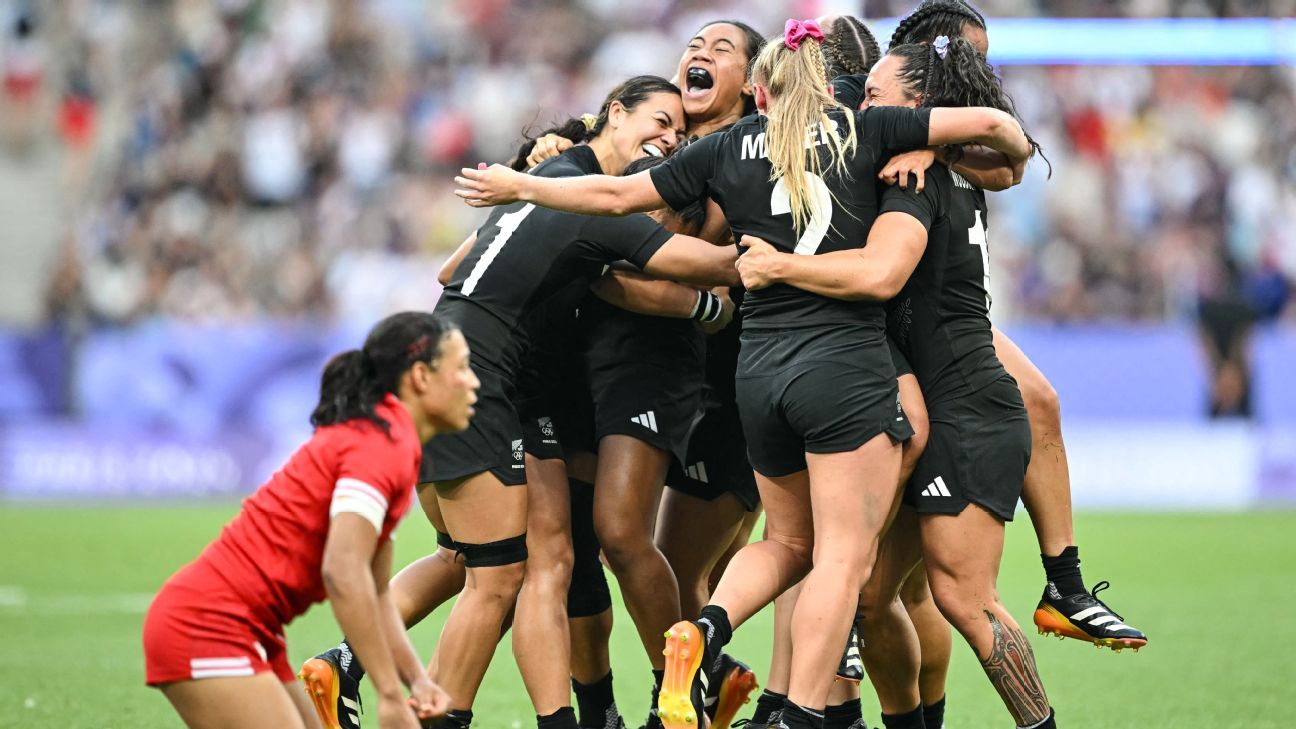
856,106 -> 933,156
830,74 -> 867,110
649,132 -> 724,211
579,213 -> 674,270
878,168 -> 947,231
330,427 -> 411,534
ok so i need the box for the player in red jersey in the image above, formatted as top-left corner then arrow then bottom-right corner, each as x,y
142,312 -> 479,729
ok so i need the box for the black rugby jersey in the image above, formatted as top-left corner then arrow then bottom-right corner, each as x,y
881,165 -> 1006,404
437,146 -> 672,376
649,107 -> 932,330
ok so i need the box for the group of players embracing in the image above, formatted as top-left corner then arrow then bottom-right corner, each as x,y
142,3 -> 1147,729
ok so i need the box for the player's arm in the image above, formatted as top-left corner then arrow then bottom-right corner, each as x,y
437,232 -> 477,285
455,166 -> 666,216
321,513 -> 409,713
641,234 -> 740,288
373,540 -> 450,721
591,269 -> 734,327
879,146 -> 1018,193
736,214 -> 927,300
926,107 -> 1031,166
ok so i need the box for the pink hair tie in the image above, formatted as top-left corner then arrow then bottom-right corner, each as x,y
783,18 -> 825,51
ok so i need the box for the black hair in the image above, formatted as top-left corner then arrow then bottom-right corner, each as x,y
310,311 -> 458,432
622,155 -> 706,233
889,0 -> 986,51
888,38 -> 1050,175
511,75 -> 680,171
695,19 -> 767,116
823,15 -> 882,79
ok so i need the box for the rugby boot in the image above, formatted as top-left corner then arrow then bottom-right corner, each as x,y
706,654 -> 759,729
299,645 -> 362,729
1034,580 -> 1147,651
834,625 -> 864,683
658,621 -> 715,729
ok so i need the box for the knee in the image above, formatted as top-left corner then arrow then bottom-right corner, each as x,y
526,539 -> 574,587
926,572 -> 996,631
468,561 -> 526,605
594,521 -> 650,565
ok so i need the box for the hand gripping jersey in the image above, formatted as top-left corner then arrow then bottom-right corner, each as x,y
880,166 -> 1007,404
436,146 -> 673,379
200,394 -> 421,627
648,107 -> 932,333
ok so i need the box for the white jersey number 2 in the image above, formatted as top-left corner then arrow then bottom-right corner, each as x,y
770,173 -> 833,255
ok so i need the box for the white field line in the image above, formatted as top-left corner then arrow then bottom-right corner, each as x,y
0,585 -> 154,614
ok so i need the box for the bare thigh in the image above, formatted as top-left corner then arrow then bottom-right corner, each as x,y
160,674 -> 311,729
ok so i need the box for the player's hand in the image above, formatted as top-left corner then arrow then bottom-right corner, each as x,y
376,692 -> 422,729
526,133 -> 573,168
735,236 -> 781,291
880,149 -> 937,192
407,675 -> 451,720
455,164 -> 526,207
701,287 -> 734,334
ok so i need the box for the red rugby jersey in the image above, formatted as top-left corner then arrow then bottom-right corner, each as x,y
200,393 -> 421,627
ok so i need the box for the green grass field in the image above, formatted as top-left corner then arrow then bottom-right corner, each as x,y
1,505 -> 1293,728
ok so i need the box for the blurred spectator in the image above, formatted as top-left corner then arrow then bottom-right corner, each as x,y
9,0 -> 1291,328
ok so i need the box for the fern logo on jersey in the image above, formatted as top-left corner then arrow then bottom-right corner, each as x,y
511,439 -> 524,463
537,417 -> 555,439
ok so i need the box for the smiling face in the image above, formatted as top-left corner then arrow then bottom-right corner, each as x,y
865,54 -> 920,109
605,91 -> 685,168
676,22 -> 754,129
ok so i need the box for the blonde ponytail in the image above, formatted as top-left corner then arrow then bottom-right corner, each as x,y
752,30 -> 858,235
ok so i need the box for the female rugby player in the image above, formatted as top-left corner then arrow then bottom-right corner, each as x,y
455,19 -> 1032,729
143,312 -> 476,729
890,0 -> 1146,651
737,35 -> 1060,729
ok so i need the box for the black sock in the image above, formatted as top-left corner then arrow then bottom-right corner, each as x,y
337,640 -> 365,682
1017,708 -> 1055,729
697,604 -> 733,653
648,670 -> 665,723
538,707 -> 579,729
751,690 -> 787,724
824,698 -> 862,729
922,697 -> 945,729
880,704 -> 925,729
779,699 -> 825,729
433,709 -> 473,728
1041,545 -> 1085,596
572,672 -> 617,728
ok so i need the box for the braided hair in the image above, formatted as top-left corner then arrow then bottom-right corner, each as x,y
888,38 -> 1050,174
822,15 -> 882,78
888,0 -> 986,51
510,75 -> 680,171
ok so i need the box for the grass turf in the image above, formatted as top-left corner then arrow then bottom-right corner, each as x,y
0,505 -> 1292,728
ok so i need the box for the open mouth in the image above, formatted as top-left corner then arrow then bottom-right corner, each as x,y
686,67 -> 714,98
641,144 -> 664,158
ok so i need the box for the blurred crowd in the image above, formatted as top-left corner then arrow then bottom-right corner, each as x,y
3,0 -> 1293,328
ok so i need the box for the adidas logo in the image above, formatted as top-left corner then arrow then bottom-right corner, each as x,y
630,411 -> 658,433
920,476 -> 952,498
341,695 -> 360,725
685,462 -> 709,483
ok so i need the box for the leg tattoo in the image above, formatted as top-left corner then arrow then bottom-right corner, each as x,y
980,610 -> 1050,725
